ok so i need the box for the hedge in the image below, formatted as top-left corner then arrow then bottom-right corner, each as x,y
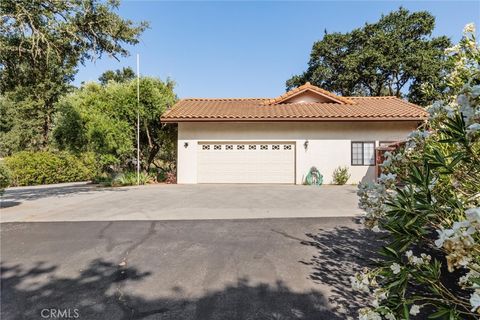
4,151 -> 99,186
0,162 -> 10,193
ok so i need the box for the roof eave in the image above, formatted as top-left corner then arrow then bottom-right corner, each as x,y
161,117 -> 427,123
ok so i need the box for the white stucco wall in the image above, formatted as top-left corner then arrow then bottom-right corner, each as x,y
177,121 -> 419,184
283,91 -> 333,103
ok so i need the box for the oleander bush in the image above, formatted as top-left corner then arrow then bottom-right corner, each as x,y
332,166 -> 351,185
4,151 -> 99,186
352,25 -> 480,319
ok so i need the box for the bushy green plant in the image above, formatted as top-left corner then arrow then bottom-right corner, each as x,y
332,166 -> 351,185
0,162 -> 11,194
4,151 -> 99,186
353,25 -> 480,319
98,171 -> 151,187
156,170 -> 166,182
115,171 -> 150,186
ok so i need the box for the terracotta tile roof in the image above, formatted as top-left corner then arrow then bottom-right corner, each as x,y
161,85 -> 428,122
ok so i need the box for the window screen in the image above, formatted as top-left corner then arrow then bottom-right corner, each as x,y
351,142 -> 376,166
363,143 -> 375,165
352,142 -> 363,165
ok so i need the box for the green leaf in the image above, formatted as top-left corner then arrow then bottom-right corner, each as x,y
382,246 -> 399,258
403,304 -> 410,320
428,308 -> 449,319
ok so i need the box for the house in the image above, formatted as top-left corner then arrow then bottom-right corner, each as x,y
161,83 -> 427,184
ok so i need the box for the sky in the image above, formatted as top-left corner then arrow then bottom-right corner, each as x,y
74,1 -> 480,98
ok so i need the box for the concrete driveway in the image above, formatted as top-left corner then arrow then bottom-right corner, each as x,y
1,183 -> 361,222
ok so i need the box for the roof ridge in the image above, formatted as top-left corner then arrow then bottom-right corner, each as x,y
348,96 -> 397,99
182,97 -> 268,101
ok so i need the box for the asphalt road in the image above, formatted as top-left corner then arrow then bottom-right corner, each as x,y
0,218 -> 381,320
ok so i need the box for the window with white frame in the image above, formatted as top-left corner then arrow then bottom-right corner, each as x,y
351,142 -> 375,166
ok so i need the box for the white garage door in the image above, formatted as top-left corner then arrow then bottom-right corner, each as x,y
197,142 -> 295,184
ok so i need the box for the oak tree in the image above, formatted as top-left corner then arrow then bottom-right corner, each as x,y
287,8 -> 451,106
0,0 -> 148,152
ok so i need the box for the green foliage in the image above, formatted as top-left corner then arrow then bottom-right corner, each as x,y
287,7 -> 451,106
0,0 -> 147,152
0,162 -> 11,194
99,171 -> 150,187
99,67 -> 136,85
115,171 -> 150,186
4,151 -> 100,186
332,166 -> 351,185
53,77 -> 177,171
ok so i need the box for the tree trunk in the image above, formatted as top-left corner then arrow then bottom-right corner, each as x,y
42,108 -> 51,149
146,144 -> 160,170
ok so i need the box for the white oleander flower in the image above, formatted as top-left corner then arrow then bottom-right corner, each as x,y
460,268 -> 480,288
373,288 -> 388,302
464,23 -> 476,34
384,313 -> 396,320
410,304 -> 421,316
470,290 -> 480,312
467,123 -> 480,135
472,85 -> 480,98
350,272 -> 371,293
378,173 -> 397,184
390,263 -> 401,274
452,220 -> 472,231
466,207 -> 480,224
358,308 -> 382,320
435,228 -> 455,248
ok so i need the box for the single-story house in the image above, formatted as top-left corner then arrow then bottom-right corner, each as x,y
161,83 -> 427,184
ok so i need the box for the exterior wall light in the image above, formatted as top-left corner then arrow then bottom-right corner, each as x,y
184,142 -> 189,148
304,140 -> 309,151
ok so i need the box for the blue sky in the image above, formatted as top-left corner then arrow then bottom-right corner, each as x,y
75,1 -> 480,98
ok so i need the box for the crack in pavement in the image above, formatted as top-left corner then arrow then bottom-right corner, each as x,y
97,222 -> 132,252
114,222 -> 158,318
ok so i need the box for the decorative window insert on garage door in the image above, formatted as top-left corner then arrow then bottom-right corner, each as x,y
197,142 -> 295,184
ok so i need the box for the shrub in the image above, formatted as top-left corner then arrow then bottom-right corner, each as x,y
0,162 -> 11,194
98,171 -> 151,187
353,26 -> 480,319
332,166 -> 350,185
115,171 -> 150,186
4,151 -> 100,186
156,170 -> 167,182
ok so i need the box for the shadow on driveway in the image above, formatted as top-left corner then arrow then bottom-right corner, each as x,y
1,183 -> 127,209
0,218 -> 380,319
1,259 -> 341,320
300,218 -> 384,316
